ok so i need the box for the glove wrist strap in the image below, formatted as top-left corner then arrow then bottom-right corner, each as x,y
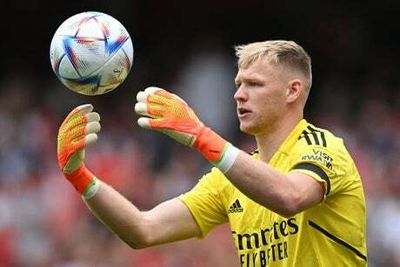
194,127 -> 228,162
64,165 -> 96,195
194,127 -> 240,173
82,178 -> 101,200
214,143 -> 240,173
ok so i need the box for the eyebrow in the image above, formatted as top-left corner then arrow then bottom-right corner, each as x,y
235,76 -> 263,85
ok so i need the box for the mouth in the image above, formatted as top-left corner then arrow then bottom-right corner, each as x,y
237,107 -> 251,117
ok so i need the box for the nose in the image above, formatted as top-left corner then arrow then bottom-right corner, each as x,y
234,85 -> 247,102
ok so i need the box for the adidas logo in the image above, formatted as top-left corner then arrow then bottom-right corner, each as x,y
228,199 -> 243,213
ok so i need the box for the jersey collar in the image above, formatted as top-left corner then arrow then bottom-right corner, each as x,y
252,119 -> 308,161
276,119 -> 308,155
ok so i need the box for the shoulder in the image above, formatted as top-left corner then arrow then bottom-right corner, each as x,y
296,122 -> 345,151
293,122 -> 352,166
289,122 -> 356,195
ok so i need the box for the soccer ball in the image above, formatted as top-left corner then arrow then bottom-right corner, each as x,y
49,11 -> 134,96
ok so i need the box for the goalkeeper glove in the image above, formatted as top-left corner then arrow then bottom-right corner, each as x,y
57,104 -> 101,199
134,87 -> 240,173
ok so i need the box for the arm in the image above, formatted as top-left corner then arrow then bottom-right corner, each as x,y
84,183 -> 200,248
135,87 -> 324,217
57,104 -> 200,249
225,152 -> 324,217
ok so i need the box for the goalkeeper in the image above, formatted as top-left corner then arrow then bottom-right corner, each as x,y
57,40 -> 367,266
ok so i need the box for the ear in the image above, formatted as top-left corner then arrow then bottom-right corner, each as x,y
286,79 -> 302,104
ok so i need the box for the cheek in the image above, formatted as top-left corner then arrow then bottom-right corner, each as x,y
240,89 -> 286,127
259,95 -> 282,115
255,93 -> 286,123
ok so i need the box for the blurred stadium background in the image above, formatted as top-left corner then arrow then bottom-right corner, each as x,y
0,0 -> 399,266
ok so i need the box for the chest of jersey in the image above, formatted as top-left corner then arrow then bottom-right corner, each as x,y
226,151 -> 302,266
227,193 -> 302,266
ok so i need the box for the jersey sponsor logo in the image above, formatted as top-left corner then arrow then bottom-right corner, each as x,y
232,218 -> 299,266
298,126 -> 327,147
300,149 -> 333,171
228,199 -> 244,213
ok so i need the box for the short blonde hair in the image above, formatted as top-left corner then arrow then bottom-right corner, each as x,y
235,40 -> 312,90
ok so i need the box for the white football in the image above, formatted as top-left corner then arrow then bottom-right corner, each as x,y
49,11 -> 134,95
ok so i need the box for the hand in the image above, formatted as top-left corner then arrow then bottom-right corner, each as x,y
134,87 -> 240,172
57,104 -> 101,196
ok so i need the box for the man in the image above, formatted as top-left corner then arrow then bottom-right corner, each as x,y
57,40 -> 367,266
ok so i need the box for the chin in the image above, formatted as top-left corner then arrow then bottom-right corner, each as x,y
239,123 -> 258,135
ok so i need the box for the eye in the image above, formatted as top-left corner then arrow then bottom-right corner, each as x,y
248,81 -> 257,86
248,80 -> 262,87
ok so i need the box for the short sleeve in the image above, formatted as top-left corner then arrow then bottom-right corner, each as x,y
288,144 -> 346,197
178,167 -> 228,238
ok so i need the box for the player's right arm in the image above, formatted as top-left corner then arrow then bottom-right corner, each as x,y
84,184 -> 200,248
57,104 -> 201,249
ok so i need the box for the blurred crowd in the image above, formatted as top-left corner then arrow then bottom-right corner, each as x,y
0,41 -> 399,267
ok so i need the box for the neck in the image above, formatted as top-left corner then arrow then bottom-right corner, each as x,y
255,113 -> 302,162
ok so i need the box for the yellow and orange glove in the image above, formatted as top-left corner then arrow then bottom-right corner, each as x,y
57,104 -> 101,199
134,87 -> 240,173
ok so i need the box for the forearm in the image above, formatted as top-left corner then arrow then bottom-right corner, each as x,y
83,180 -> 200,248
84,180 -> 150,249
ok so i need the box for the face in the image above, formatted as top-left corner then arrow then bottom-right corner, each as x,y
234,59 -> 289,136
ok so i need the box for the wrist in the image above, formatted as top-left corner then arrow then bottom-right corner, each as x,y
82,178 -> 101,200
194,127 -> 227,162
193,127 -> 240,173
214,143 -> 240,173
64,164 -> 97,196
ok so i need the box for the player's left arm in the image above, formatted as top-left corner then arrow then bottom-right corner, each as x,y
225,152 -> 324,217
135,87 -> 324,217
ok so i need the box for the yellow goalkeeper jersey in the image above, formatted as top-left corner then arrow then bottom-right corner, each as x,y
179,119 -> 367,267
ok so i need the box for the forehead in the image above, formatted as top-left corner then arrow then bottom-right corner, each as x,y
235,58 -> 279,81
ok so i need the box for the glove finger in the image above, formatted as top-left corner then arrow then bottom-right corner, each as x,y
135,102 -> 164,117
85,121 -> 101,135
137,117 -> 151,129
151,89 -> 188,104
138,117 -> 168,130
76,104 -> 94,115
136,87 -> 164,102
172,93 -> 189,105
72,137 -> 86,152
67,111 -> 99,132
85,133 -> 98,147
64,111 -> 98,134
61,105 -> 93,129
134,102 -> 148,116
60,111 -> 98,145
62,110 -> 90,133
58,123 -> 83,154
149,91 -> 189,113
160,90 -> 187,105
70,129 -> 97,151
86,112 -> 100,122
148,104 -> 165,116
60,108 -> 80,129
138,117 -> 166,129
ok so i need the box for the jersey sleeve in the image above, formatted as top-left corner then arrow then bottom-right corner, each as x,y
178,167 -> 228,238
288,142 -> 346,198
